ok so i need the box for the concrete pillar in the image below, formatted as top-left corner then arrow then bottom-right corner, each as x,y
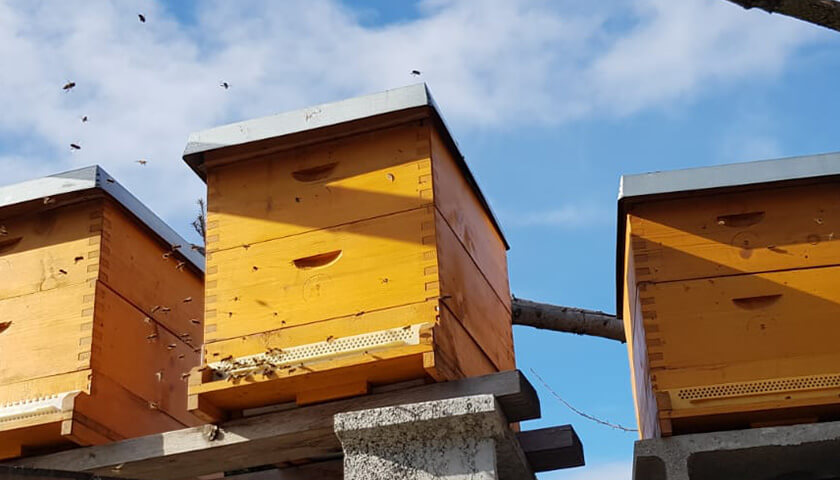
334,394 -> 534,480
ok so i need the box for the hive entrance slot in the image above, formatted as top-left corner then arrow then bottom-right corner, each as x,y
716,211 -> 765,227
731,294 -> 782,310
293,250 -> 342,269
0,237 -> 22,253
291,162 -> 338,182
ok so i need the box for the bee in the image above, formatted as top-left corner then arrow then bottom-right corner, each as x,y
146,333 -> 158,340
69,144 -> 81,151
58,269 -> 68,275
190,318 -> 200,325
178,354 -> 185,359
81,116 -> 88,123
160,306 -> 171,313
0,225 -> 6,236
176,261 -> 186,271
220,82 -> 230,89
181,372 -> 191,380
138,13 -> 146,23
62,81 -> 76,91
179,332 -> 190,338
43,196 -> 55,204
183,296 -> 192,303
410,70 -> 421,76
402,325 -> 412,331
150,305 -> 161,313
171,244 -> 182,250
142,317 -> 152,324
148,401 -> 159,410
74,255 -> 84,263
190,244 -> 202,251
221,355 -> 233,362
136,160 -> 147,166
326,335 -> 335,343
162,252 -> 171,259
167,344 -> 176,350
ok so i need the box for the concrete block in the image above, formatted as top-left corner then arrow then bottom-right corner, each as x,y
334,394 -> 534,480
633,420 -> 840,480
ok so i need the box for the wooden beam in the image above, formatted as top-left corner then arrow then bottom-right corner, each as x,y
725,0 -> 840,33
9,370 -> 539,480
517,425 -> 585,472
0,466 -> 124,480
511,297 -> 625,343
224,425 -> 585,478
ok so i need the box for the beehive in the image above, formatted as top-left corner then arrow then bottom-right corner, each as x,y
182,84 -> 514,419
0,166 -> 204,459
618,152 -> 840,438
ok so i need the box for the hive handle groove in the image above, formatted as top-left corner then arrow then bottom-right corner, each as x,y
731,294 -> 782,310
291,162 -> 339,182
293,250 -> 343,269
0,236 -> 22,253
716,211 -> 765,228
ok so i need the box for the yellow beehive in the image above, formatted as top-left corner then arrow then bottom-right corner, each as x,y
0,166 -> 204,459
618,153 -> 840,438
183,84 -> 514,420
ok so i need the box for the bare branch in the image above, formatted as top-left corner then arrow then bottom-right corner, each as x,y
726,0 -> 840,32
191,198 -> 206,256
511,297 -> 625,343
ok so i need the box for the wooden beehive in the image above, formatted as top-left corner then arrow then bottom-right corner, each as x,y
183,84 -> 514,419
619,153 -> 840,439
0,166 -> 204,459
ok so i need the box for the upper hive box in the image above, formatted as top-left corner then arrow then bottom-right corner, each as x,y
183,84 -> 513,419
618,152 -> 840,439
0,166 -> 204,459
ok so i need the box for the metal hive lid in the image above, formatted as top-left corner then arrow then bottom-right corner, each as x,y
181,83 -> 509,249
615,151 -> 840,318
0,165 -> 204,271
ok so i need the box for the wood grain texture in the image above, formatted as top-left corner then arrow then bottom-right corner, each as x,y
428,305 -> 497,381
100,201 -> 204,344
88,282 -> 200,428
629,183 -> 840,284
435,212 -> 514,371
205,123 -> 433,252
430,128 -> 510,309
0,283 -> 95,386
16,370 -> 539,480
0,201 -> 101,301
204,206 -> 438,342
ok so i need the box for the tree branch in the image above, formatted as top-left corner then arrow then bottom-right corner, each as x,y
511,298 -> 626,343
726,0 -> 840,32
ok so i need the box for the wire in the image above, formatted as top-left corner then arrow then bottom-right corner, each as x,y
529,368 -> 638,433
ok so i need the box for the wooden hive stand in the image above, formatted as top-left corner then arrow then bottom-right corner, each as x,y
0,166 -> 204,459
618,152 -> 840,438
182,84 -> 515,420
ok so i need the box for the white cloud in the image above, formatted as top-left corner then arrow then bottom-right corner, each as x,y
0,0 -> 827,236
540,461 -> 631,480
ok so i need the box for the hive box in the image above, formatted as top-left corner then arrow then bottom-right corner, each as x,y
183,84 -> 514,419
0,166 -> 204,459
618,153 -> 840,439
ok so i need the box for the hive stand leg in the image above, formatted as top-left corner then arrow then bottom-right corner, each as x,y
334,394 -> 534,480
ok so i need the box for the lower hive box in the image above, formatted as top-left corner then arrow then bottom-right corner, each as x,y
0,166 -> 204,459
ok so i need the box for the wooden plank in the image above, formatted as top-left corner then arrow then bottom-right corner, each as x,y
435,212 -> 514,372
206,122 -> 433,252
623,222 -> 659,439
204,207 -> 438,342
0,466 -> 123,480
516,426 -> 584,472
0,283 -> 94,386
0,201 -> 101,301
13,370 -> 539,480
629,182 -> 840,284
100,201 -> 204,344
427,304 -> 498,381
87,282 -> 200,428
430,128 -> 510,310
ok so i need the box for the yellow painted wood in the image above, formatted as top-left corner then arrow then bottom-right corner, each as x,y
430,128 -> 510,309
204,206 -> 439,342
0,197 -> 204,457
629,182 -> 840,284
206,123 -> 433,252
100,201 -> 205,343
0,282 -> 95,386
0,202 -> 101,301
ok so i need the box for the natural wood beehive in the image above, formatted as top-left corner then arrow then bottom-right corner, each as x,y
618,153 -> 840,439
183,84 -> 514,419
0,166 -> 204,459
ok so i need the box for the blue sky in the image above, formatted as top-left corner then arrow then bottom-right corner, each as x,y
2,1 -> 840,478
